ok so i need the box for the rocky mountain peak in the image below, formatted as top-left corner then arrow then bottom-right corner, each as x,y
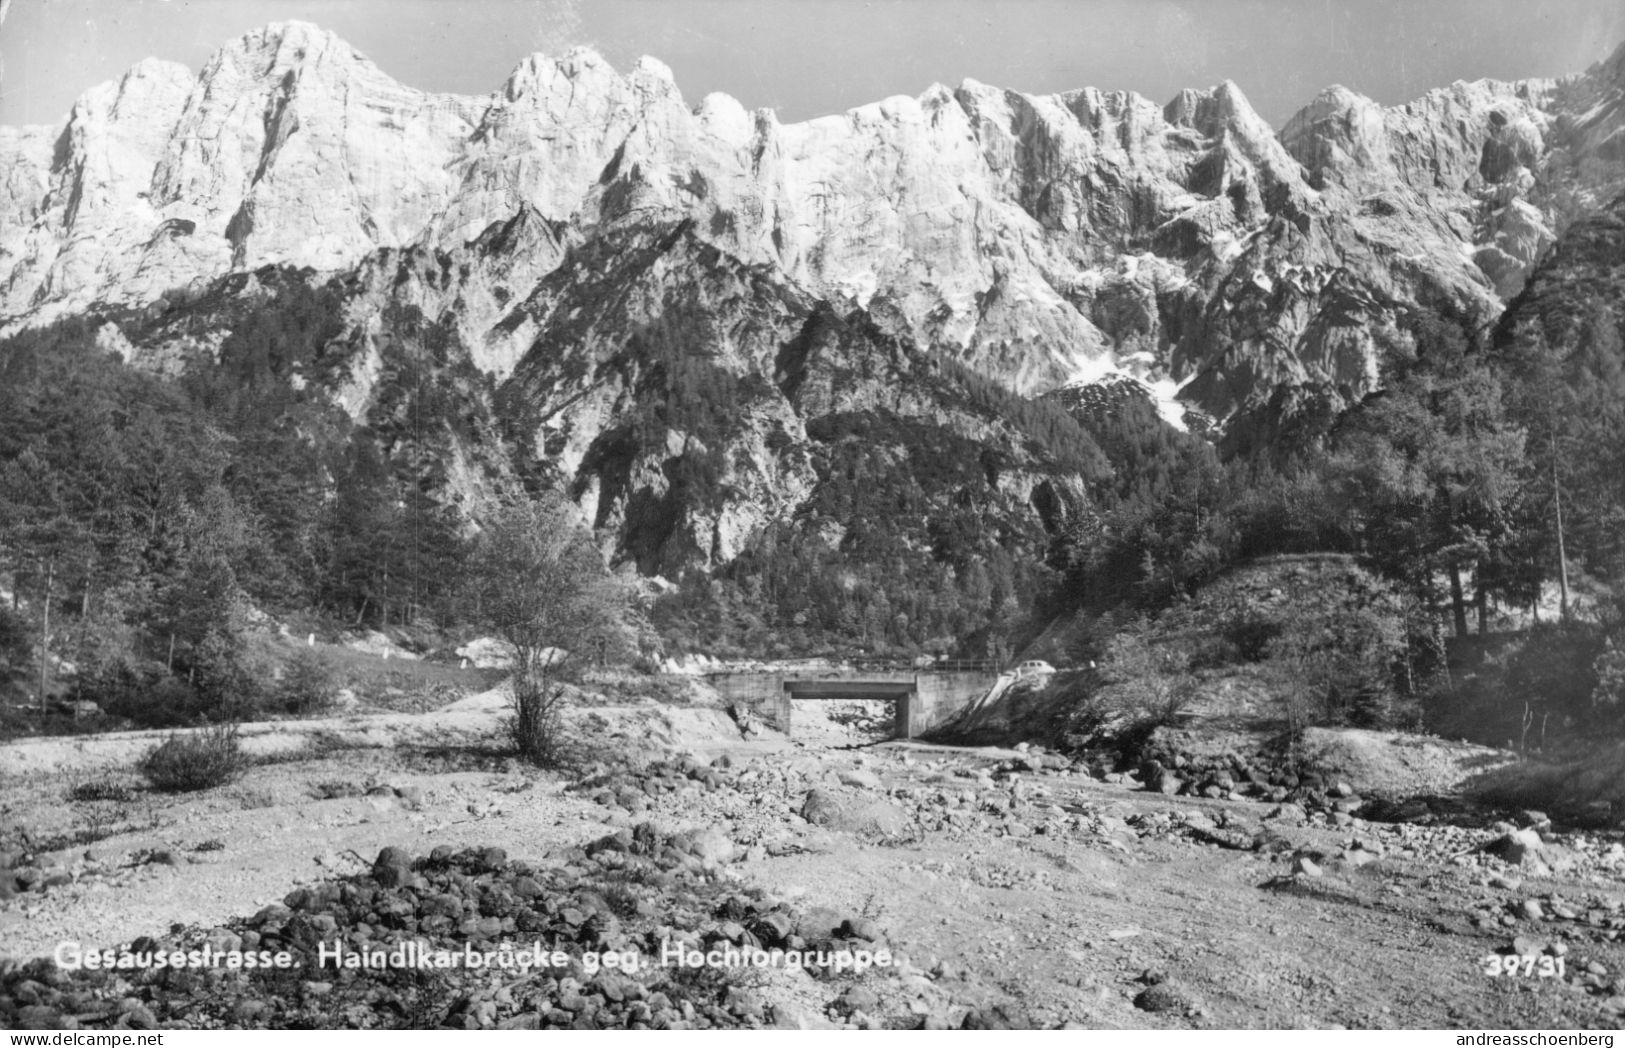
5,23 -> 1625,429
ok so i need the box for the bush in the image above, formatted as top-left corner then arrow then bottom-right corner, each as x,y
511,678 -> 567,768
187,629 -> 264,718
138,724 -> 246,792
1224,612 -> 1281,663
1098,619 -> 1197,728
1053,671 -> 1116,748
89,659 -> 213,728
1266,604 -> 1403,729
68,777 -> 136,803
0,605 -> 30,680
275,650 -> 337,715
1433,622 -> 1609,747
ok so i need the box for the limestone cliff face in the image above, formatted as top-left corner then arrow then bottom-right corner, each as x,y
9,22 -> 1625,416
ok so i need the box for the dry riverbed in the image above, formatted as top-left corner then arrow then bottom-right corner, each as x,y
4,697 -> 1625,1029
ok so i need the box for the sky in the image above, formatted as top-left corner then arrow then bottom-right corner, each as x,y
2,0 -> 1623,129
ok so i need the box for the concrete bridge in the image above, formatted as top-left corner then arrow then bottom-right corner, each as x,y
706,662 -> 1001,739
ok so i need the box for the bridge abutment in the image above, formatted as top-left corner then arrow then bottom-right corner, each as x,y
705,669 -> 997,740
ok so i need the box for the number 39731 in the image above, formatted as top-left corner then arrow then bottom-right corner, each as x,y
1481,954 -> 1566,978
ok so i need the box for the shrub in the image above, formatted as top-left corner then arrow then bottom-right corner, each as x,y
1098,619 -> 1197,728
138,724 -> 246,792
68,777 -> 136,803
1223,612 -> 1281,663
511,678 -> 568,768
1053,671 -> 1116,748
188,629 -> 264,719
1591,634 -> 1625,713
275,650 -> 337,715
0,605 -> 30,680
89,660 -> 212,729
1255,572 -> 1422,730
1266,604 -> 1403,729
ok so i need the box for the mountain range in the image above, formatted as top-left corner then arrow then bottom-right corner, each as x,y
4,21 -> 1624,593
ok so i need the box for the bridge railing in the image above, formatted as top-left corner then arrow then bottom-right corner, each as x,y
844,657 -> 1001,673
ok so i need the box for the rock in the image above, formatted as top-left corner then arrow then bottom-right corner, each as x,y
767,1002 -> 812,1029
800,789 -> 910,837
374,846 -> 413,870
1516,899 -> 1546,921
801,789 -> 844,827
837,985 -> 881,1016
961,1005 -> 1026,1029
204,927 -> 242,954
838,769 -> 883,790
232,999 -> 269,1023
499,1013 -> 541,1030
1486,829 -> 1544,866
686,827 -> 736,865
1133,983 -> 1189,1014
795,907 -> 844,940
752,912 -> 794,946
1510,935 -> 1544,956
1264,804 -> 1307,824
1293,856 -> 1323,877
120,1003 -> 158,1029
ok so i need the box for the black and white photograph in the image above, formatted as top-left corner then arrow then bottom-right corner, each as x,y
3,0 -> 1625,1033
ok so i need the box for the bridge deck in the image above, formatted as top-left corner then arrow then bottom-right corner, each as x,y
784,680 -> 916,699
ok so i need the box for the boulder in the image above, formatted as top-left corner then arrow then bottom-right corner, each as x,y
801,789 -> 845,827
838,769 -> 883,790
805,787 -> 910,836
685,827 -> 736,865
1132,983 -> 1190,1014
1486,829 -> 1544,866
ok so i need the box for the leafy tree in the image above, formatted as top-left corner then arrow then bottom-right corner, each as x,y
464,495 -> 634,766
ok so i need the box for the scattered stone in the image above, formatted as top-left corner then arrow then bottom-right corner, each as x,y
1486,829 -> 1544,866
801,789 -> 844,827
1515,899 -> 1546,921
1133,982 -> 1190,1014
1510,935 -> 1544,956
836,985 -> 881,1016
1264,804 -> 1308,824
838,769 -> 882,790
1341,848 -> 1378,868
